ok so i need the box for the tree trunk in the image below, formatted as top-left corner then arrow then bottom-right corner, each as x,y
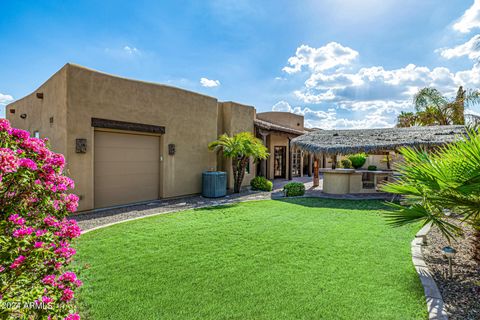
232,159 -> 239,193
233,156 -> 248,193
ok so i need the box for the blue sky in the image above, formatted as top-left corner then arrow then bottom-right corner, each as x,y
1,0 -> 480,128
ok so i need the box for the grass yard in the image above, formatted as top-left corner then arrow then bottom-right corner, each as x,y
74,198 -> 427,320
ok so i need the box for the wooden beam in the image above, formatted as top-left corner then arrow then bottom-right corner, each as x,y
91,118 -> 165,134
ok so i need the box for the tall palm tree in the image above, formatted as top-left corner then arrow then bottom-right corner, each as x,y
208,132 -> 269,193
397,86 -> 480,127
382,130 -> 480,261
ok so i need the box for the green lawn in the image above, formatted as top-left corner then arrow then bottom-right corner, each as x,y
74,198 -> 427,320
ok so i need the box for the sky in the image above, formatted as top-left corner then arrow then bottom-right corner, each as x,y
1,0 -> 480,129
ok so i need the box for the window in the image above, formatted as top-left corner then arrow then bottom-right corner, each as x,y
33,131 -> 40,138
246,158 -> 250,174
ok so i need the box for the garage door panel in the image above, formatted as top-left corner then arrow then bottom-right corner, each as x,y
95,148 -> 159,161
94,131 -> 160,208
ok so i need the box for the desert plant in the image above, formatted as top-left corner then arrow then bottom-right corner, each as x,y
283,182 -> 305,197
340,159 -> 352,169
382,130 -> 480,261
348,153 -> 367,169
0,119 -> 81,319
367,165 -> 377,171
209,132 -> 268,193
250,176 -> 273,191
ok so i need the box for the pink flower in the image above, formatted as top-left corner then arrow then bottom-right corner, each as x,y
8,214 -> 26,226
65,194 -> 79,213
10,255 -> 26,269
19,158 -> 37,170
54,242 -> 76,258
12,226 -> 34,238
58,219 -> 81,238
11,128 -> 30,140
0,119 -> 12,133
44,215 -> 59,227
59,271 -> 77,282
64,313 -> 80,320
35,229 -> 47,236
74,279 -> 83,287
0,265 -> 5,273
0,148 -> 19,173
60,288 -> 74,301
42,296 -> 53,304
42,275 -> 56,285
34,241 -> 44,248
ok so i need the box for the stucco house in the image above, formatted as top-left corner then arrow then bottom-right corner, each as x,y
7,64 -> 309,211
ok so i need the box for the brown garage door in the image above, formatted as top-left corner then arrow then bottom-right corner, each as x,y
94,131 -> 160,208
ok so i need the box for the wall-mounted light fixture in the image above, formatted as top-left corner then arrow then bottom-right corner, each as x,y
168,144 -> 176,155
76,139 -> 87,153
36,92 -> 44,99
20,114 -> 27,119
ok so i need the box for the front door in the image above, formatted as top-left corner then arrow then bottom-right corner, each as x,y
274,146 -> 286,178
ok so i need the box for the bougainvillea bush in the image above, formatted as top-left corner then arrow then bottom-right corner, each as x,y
0,119 -> 81,319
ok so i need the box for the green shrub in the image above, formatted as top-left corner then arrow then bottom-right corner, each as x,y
340,159 -> 352,169
348,153 -> 367,169
283,182 -> 305,197
250,176 -> 273,191
368,165 -> 377,171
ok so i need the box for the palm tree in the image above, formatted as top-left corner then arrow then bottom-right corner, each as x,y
382,130 -> 480,262
396,112 -> 417,128
397,86 -> 480,127
208,132 -> 269,193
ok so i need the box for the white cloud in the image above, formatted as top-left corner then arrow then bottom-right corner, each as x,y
200,77 -> 221,87
276,36 -> 480,130
123,46 -> 140,55
438,34 -> 480,60
0,93 -> 14,105
270,100 -> 396,130
453,0 -> 480,33
282,42 -> 358,74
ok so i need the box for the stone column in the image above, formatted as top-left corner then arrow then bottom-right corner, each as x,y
313,157 -> 319,187
259,132 -> 268,177
308,154 -> 313,177
288,138 -> 293,180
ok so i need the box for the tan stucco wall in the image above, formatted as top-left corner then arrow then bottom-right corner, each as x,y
256,111 -> 304,131
6,67 -> 68,157
217,101 -> 256,189
64,64 -> 222,210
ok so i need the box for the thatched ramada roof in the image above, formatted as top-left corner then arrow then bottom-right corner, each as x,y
291,125 -> 467,155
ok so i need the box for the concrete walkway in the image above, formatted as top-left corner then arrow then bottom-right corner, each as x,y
73,176 -> 397,232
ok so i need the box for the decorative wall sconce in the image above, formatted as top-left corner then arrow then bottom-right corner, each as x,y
168,144 -> 176,155
76,139 -> 87,153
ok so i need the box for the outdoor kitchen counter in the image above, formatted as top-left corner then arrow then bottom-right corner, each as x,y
320,169 -> 394,194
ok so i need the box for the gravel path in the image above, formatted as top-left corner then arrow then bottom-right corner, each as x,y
423,222 -> 480,320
